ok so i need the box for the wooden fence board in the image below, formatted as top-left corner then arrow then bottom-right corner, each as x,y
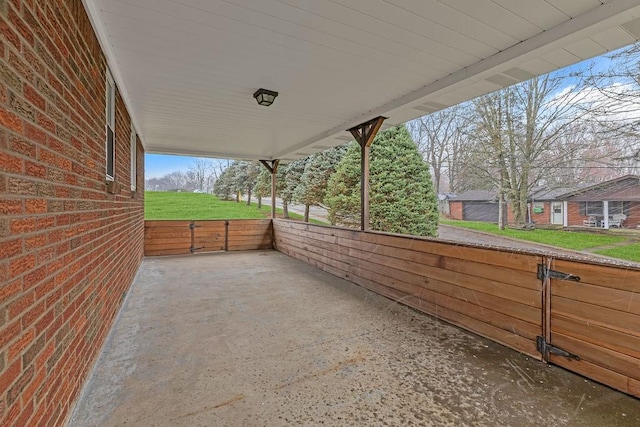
145,219 -> 272,256
552,314 -> 640,359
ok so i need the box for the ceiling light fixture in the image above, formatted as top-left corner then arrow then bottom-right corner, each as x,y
253,88 -> 278,107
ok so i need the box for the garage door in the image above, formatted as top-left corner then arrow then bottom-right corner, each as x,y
463,202 -> 498,222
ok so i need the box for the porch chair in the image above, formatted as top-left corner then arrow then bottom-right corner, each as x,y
583,216 -> 597,227
609,214 -> 627,228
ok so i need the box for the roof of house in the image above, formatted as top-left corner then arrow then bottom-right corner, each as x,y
562,175 -> 640,202
449,176 -> 640,203
450,190 -> 497,202
531,187 -> 575,201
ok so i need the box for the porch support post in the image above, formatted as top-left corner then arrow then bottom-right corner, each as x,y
603,200 -> 609,229
260,160 -> 280,219
347,116 -> 386,231
562,201 -> 568,227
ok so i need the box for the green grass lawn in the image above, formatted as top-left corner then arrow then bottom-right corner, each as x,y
594,243 -> 640,263
145,191 -> 326,224
440,219 -> 627,251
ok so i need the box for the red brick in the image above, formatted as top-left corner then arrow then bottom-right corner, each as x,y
34,309 -> 53,337
24,161 -> 46,178
21,299 -> 45,329
12,399 -> 34,427
10,254 -> 36,277
8,328 -> 34,361
0,151 -> 22,173
25,198 -> 46,213
8,6 -> 34,47
0,107 -> 23,133
0,14 -> 21,50
36,112 -> 55,133
0,320 -> 21,349
0,278 -> 22,304
22,366 -> 45,407
9,136 -> 36,158
24,122 -> 47,145
0,199 -> 22,214
10,217 -> 35,233
24,233 -> 46,251
8,291 -> 34,319
0,238 -> 22,259
24,83 -> 46,111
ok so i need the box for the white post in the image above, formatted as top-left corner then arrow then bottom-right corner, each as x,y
563,201 -> 568,227
603,201 -> 609,229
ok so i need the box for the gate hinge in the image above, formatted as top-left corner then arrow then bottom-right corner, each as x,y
190,246 -> 204,253
189,223 -> 201,230
537,336 -> 580,361
537,264 -> 580,282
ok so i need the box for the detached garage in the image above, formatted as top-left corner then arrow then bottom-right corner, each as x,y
449,191 -> 499,223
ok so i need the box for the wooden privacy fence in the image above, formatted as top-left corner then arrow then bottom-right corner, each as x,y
272,219 -> 640,398
144,219 -> 272,256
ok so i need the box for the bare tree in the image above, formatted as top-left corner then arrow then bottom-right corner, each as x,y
468,73 -> 588,224
409,105 -> 468,193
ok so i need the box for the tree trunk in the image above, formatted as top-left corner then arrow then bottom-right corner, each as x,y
235,191 -> 240,203
247,187 -> 252,206
304,204 -> 310,222
498,188 -> 505,230
258,196 -> 262,209
283,200 -> 289,219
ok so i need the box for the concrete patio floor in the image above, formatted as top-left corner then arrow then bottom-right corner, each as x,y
69,251 -> 639,426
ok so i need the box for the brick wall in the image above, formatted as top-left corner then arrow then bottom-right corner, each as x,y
567,201 -> 640,228
449,201 -> 463,220
0,1 -> 144,426
530,202 -> 551,225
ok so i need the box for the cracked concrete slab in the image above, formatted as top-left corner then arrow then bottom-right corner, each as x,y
69,251 -> 639,426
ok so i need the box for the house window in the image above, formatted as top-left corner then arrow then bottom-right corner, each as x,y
580,201 -> 603,216
609,201 -> 630,216
105,68 -> 116,181
130,124 -> 137,191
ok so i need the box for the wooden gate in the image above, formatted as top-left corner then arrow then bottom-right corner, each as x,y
540,257 -> 640,397
144,220 -> 272,256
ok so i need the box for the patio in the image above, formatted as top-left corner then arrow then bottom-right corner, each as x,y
69,251 -> 639,426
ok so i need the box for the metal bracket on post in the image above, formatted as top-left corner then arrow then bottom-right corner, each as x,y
537,264 -> 580,282
189,221 -> 204,253
537,336 -> 580,361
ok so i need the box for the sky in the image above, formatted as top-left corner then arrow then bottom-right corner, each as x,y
145,154 -> 227,178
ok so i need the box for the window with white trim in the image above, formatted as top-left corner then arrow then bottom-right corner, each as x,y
130,124 -> 137,191
105,68 -> 116,181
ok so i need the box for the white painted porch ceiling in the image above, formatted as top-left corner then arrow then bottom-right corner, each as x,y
84,0 -> 640,161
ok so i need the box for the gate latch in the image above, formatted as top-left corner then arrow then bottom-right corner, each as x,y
537,336 -> 580,360
537,264 -> 580,282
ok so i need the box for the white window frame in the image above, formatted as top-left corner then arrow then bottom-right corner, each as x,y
105,68 -> 116,181
130,123 -> 137,191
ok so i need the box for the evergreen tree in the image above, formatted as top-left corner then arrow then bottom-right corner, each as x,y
213,161 -> 238,200
281,159 -> 308,219
294,146 -> 347,209
253,168 -> 271,209
326,126 -> 438,237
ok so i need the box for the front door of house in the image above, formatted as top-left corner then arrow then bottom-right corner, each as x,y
551,202 -> 563,224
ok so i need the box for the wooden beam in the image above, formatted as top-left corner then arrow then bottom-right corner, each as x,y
346,117 -> 386,231
260,160 -> 280,219
348,116 -> 386,148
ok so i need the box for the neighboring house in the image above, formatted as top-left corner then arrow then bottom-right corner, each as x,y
448,176 -> 640,229
520,187 -> 575,226
562,175 -> 640,229
448,190 -> 499,222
